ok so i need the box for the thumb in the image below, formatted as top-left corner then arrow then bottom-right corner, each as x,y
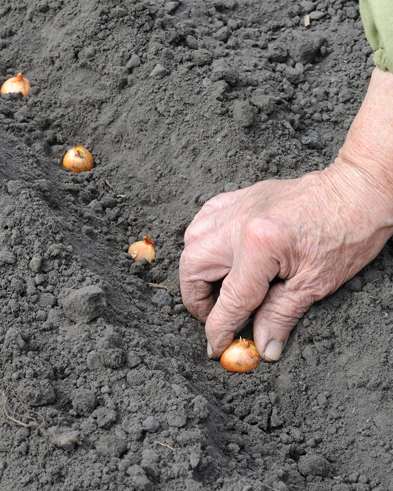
254,282 -> 316,362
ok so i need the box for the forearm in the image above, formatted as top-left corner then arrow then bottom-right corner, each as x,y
328,68 -> 393,228
340,68 -> 393,185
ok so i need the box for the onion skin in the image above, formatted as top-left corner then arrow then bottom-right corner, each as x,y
63,145 -> 94,173
1,73 -> 31,97
220,338 -> 260,373
128,236 -> 155,263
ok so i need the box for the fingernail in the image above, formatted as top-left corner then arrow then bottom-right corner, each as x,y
207,341 -> 213,359
263,340 -> 284,362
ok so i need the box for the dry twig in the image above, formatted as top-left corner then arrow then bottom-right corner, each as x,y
147,283 -> 174,296
154,441 -> 175,451
1,389 -> 43,428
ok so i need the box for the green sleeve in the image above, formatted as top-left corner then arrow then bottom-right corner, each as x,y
359,0 -> 393,73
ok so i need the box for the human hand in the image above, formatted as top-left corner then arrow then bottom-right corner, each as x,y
180,160 -> 393,361
180,68 -> 393,361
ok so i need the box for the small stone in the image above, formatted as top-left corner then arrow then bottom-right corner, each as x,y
0,249 -> 16,265
38,293 -> 57,308
177,430 -> 202,447
142,416 -> 161,433
233,100 -> 254,128
71,389 -> 97,416
58,286 -> 106,322
43,308 -> 63,328
227,19 -> 238,30
193,395 -> 209,421
127,464 -> 147,478
164,2 -> 179,14
87,199 -> 103,214
210,80 -> 228,100
127,465 -> 153,491
317,393 -> 328,408
251,91 -> 275,114
211,59 -> 238,85
270,407 -> 284,428
346,7 -> 358,19
100,348 -> 125,369
112,7 -> 128,18
289,32 -> 325,64
186,35 -> 198,49
92,407 -> 117,429
285,66 -> 305,85
4,328 -> 26,349
173,304 -> 186,314
167,410 -> 187,428
300,1 -> 315,13
142,448 -> 160,465
96,435 -> 127,458
87,351 -> 103,370
268,42 -> 288,63
193,49 -> 213,67
332,485 -> 350,491
29,255 -> 42,273
126,54 -> 141,70
312,86 -> 328,101
302,345 -> 318,366
214,26 -> 231,42
348,473 -> 359,483
36,310 -> 47,322
122,419 -> 143,441
309,10 -> 325,20
50,428 -> 79,448
151,290 -> 172,307
6,180 -> 26,195
298,454 -> 331,476
141,449 -> 160,478
128,351 -> 142,368
150,64 -> 168,79
18,379 -> 56,406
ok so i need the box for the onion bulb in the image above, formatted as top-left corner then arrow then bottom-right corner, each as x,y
1,73 -> 31,97
128,236 -> 155,263
220,338 -> 260,373
63,145 -> 94,173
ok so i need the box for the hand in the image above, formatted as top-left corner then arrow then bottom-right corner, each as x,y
180,68 -> 393,361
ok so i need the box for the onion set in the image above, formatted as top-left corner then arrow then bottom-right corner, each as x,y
128,236 -> 155,263
63,146 -> 94,173
220,338 -> 260,373
1,73 -> 31,97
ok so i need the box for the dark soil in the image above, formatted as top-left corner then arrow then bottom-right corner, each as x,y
0,1 -> 392,490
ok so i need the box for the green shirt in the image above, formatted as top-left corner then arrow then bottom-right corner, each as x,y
360,0 -> 393,73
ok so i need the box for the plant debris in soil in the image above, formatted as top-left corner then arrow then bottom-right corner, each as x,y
1,1 -> 393,490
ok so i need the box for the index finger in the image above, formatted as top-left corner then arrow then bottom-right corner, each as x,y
205,233 -> 280,357
180,229 -> 232,322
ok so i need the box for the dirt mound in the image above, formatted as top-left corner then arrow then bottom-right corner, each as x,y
1,1 -> 392,490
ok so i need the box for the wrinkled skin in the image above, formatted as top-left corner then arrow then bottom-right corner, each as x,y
180,68 -> 393,361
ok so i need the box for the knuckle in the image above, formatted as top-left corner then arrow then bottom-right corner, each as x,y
201,194 -> 222,214
184,224 -> 196,245
244,218 -> 277,246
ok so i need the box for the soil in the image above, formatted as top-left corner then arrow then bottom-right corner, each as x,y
0,1 -> 392,490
